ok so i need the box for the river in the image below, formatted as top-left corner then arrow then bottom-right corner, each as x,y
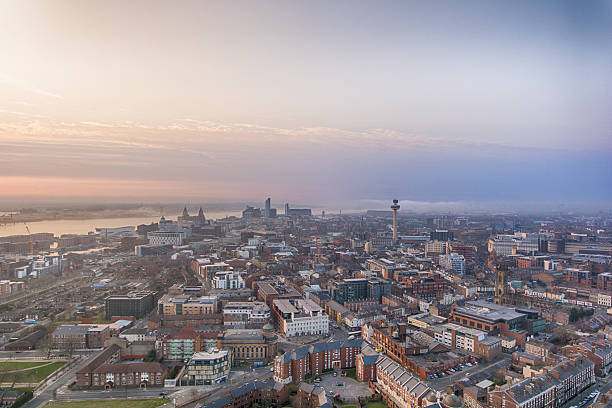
0,211 -> 242,237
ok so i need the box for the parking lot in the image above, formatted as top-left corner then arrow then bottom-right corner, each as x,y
427,359 -> 479,381
317,370 -> 372,403
427,355 -> 511,391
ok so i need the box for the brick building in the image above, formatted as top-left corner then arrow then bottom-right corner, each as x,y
273,339 -> 364,384
200,380 -> 289,408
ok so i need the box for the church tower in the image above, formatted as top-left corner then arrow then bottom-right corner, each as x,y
197,207 -> 206,224
494,266 -> 508,304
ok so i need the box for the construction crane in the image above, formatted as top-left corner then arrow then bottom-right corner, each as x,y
25,225 -> 34,256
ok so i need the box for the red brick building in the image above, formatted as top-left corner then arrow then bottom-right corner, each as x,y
273,339 -> 364,384
200,380 -> 289,408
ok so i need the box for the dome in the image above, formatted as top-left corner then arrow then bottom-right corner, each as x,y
426,392 -> 437,403
442,394 -> 463,408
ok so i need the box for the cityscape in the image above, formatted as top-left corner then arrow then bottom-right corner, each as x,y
1,2 -> 612,408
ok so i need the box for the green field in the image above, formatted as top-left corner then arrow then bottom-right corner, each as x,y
0,361 -> 49,371
0,361 -> 66,383
365,402 -> 389,408
47,398 -> 168,408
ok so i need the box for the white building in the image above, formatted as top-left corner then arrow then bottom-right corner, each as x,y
273,299 -> 329,337
147,231 -> 185,246
598,293 -> 612,307
223,301 -> 270,328
433,323 -> 487,353
212,271 -> 245,289
439,253 -> 466,275
488,232 -> 547,257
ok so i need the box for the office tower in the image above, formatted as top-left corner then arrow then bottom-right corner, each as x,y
265,197 -> 271,218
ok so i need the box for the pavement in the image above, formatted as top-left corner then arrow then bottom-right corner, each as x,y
318,369 -> 372,404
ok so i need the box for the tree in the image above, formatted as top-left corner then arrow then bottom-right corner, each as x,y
551,325 -> 574,346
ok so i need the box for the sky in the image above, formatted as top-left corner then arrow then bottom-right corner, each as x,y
0,0 -> 611,210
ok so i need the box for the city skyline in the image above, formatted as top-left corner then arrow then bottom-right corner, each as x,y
1,1 -> 611,208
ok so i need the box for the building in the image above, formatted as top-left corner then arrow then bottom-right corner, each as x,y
52,324 -> 111,350
200,380 -> 289,408
431,323 -> 501,361
285,205 -> 312,217
217,329 -> 277,364
549,357 -> 595,406
374,356 -> 434,408
439,253 -> 466,275
105,291 -> 155,320
356,345 -> 381,383
450,301 -> 527,336
147,230 -> 185,246
449,242 -> 476,264
157,294 -> 218,316
91,362 -> 166,388
597,272 -> 612,292
425,240 -> 447,258
76,343 -> 166,388
157,329 -> 219,361
212,270 -> 245,290
397,274 -> 449,300
222,301 -> 270,328
488,375 -> 556,408
273,339 -> 364,384
264,197 -> 272,218
272,299 -> 329,338
431,230 -> 454,241
135,244 -> 174,256
330,279 -> 368,303
119,328 -> 155,343
181,349 -> 230,386
563,342 -> 612,376
525,340 -> 556,362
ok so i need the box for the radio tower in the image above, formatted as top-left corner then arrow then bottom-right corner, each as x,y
391,199 -> 400,244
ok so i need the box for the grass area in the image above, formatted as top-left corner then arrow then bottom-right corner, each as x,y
47,398 -> 168,408
0,361 -> 48,371
0,361 -> 66,383
365,402 -> 389,408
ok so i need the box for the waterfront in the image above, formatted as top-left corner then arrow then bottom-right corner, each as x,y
0,211 -> 242,237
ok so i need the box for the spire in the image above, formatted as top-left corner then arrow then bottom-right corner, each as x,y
198,207 -> 204,217
182,206 -> 189,217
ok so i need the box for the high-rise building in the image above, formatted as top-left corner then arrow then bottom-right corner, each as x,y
264,197 -> 271,218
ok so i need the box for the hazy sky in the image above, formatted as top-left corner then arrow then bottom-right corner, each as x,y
1,1 -> 611,208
